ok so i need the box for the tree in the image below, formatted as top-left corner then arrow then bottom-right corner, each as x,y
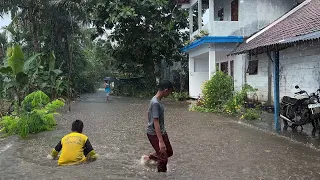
1,0 -> 99,99
92,0 -> 189,90
0,32 -> 7,60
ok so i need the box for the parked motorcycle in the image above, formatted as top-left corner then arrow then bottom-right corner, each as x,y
280,85 -> 320,136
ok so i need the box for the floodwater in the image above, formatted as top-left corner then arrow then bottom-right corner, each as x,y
1,91 -> 320,180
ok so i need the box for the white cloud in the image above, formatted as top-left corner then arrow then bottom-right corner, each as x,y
203,9 -> 209,24
0,13 -> 11,31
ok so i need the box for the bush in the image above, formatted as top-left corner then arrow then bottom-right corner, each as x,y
242,109 -> 260,121
189,104 -> 219,113
224,84 -> 258,115
168,92 -> 189,101
0,91 -> 65,138
202,71 -> 233,110
191,70 -> 260,121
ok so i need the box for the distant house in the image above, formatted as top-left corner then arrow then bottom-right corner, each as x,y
179,0 -> 304,98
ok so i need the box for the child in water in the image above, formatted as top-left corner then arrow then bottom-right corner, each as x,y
104,79 -> 111,102
47,120 -> 98,166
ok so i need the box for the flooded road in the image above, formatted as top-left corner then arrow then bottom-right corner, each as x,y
1,91 -> 320,179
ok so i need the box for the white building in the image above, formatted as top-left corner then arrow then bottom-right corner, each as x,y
231,0 -> 320,104
179,0 -> 304,98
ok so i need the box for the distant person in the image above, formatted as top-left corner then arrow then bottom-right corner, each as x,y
47,120 -> 98,166
141,80 -> 174,172
104,79 -> 111,102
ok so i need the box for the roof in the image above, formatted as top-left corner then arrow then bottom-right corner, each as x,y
231,0 -> 320,55
182,36 -> 243,52
279,30 -> 320,44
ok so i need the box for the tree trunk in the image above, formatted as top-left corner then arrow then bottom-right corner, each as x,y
67,35 -> 73,111
143,62 -> 157,92
28,5 -> 39,53
67,13 -> 74,111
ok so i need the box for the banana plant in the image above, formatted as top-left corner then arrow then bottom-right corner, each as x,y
44,51 -> 65,99
26,50 -> 65,99
0,44 -> 41,114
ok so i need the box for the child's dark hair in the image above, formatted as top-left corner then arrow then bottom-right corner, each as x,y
72,120 -> 84,133
158,80 -> 173,91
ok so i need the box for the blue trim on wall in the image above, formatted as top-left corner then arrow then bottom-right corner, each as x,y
182,36 -> 243,52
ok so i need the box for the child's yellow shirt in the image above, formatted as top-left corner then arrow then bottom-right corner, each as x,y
57,132 -> 90,166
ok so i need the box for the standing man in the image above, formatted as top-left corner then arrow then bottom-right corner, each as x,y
143,80 -> 174,172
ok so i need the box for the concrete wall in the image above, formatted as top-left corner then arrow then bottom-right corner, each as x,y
256,0 -> 298,29
189,55 -> 209,98
209,0 -> 298,37
277,41 -> 320,98
246,53 -> 270,101
245,41 -> 320,102
237,0 -> 298,37
216,52 -> 245,91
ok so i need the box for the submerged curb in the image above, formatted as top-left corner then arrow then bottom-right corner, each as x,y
237,120 -> 320,152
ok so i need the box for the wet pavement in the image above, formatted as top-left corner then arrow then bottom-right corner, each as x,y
246,111 -> 320,150
1,90 -> 320,180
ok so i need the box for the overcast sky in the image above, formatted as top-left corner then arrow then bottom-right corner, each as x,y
0,13 -> 11,31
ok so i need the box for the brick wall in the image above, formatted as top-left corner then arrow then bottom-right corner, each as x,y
246,53 -> 269,101
277,41 -> 320,98
246,41 -> 320,102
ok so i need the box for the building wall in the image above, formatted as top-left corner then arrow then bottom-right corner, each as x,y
256,0 -> 298,29
189,56 -> 209,98
209,0 -> 297,36
245,41 -> 320,102
188,0 -> 298,37
237,0 -> 298,37
246,53 -> 270,101
277,41 -> 320,98
216,52 -> 245,91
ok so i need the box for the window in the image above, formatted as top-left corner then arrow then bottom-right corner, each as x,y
230,60 -> 234,78
231,0 -> 239,21
247,60 -> 258,75
218,8 -> 224,21
220,61 -> 228,74
216,63 -> 219,71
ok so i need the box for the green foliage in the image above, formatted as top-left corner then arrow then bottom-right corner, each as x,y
224,84 -> 258,115
1,0 -> 189,99
202,71 -> 234,110
184,30 -> 209,46
242,109 -> 260,121
22,91 -> 51,112
1,0 -> 97,98
0,45 -> 29,104
189,104 -> 217,113
93,0 -> 189,90
0,45 -> 65,104
0,116 -> 19,135
191,71 -> 260,121
0,91 -> 65,138
168,92 -> 189,101
193,30 -> 209,40
8,44 -> 24,75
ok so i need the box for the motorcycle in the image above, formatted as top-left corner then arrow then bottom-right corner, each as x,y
280,85 -> 320,136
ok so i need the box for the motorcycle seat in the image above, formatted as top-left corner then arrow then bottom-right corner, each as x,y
282,96 -> 298,105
